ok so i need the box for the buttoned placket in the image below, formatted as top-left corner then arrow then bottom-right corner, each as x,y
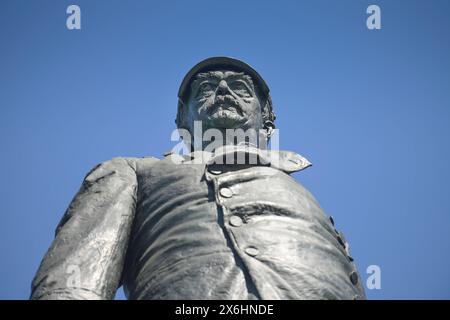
204,163 -> 262,298
204,165 -> 251,247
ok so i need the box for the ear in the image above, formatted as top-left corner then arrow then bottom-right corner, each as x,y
261,93 -> 276,134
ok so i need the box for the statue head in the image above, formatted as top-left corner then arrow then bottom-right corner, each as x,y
176,57 -> 276,148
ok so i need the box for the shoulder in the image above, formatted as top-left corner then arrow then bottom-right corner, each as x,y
83,156 -> 160,183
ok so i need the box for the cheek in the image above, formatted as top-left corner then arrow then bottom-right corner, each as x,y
184,101 -> 200,123
197,96 -> 214,113
244,100 -> 262,118
187,97 -> 213,120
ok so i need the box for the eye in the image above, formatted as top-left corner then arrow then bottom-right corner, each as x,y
200,83 -> 212,91
196,83 -> 214,98
230,81 -> 251,98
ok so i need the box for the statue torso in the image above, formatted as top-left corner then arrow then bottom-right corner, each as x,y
121,148 -> 365,300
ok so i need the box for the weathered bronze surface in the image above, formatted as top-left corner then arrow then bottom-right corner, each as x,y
31,57 -> 366,300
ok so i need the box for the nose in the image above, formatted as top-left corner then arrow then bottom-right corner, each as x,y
216,80 -> 229,96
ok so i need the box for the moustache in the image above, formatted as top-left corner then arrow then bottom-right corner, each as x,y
208,95 -> 243,116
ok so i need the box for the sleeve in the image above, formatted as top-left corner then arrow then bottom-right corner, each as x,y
30,157 -> 138,300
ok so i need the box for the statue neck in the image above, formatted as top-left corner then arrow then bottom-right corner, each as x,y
188,128 -> 268,153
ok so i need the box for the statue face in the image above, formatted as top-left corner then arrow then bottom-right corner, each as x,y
183,70 -> 264,133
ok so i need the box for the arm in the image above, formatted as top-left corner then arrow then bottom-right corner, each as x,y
30,157 -> 138,300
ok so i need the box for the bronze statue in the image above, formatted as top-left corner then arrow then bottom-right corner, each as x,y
31,57 -> 366,300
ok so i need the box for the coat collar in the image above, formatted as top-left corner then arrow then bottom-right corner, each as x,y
172,145 -> 311,174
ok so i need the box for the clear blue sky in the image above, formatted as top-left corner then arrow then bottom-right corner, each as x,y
1,0 -> 449,300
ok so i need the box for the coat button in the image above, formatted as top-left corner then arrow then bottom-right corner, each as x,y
349,271 -> 358,285
245,247 -> 259,257
219,187 -> 233,198
229,215 -> 243,227
337,235 -> 346,247
329,216 -> 335,226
